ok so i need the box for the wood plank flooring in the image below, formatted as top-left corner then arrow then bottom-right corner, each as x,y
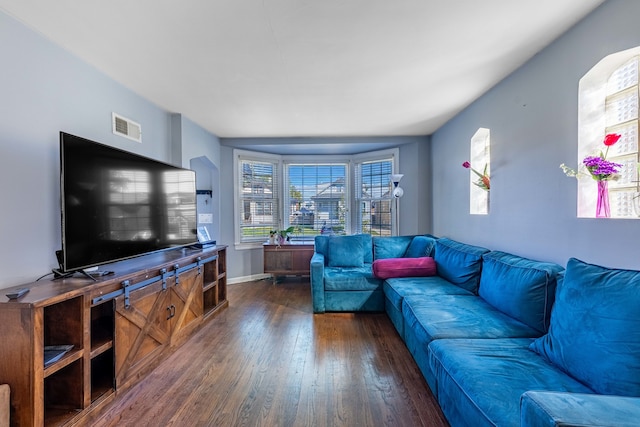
91,277 -> 448,427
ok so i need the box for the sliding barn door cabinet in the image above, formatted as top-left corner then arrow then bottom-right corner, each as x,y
0,246 -> 227,427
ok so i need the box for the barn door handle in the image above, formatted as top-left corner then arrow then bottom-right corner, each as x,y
166,304 -> 176,320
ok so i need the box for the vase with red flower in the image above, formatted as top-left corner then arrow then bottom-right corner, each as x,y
561,133 -> 623,218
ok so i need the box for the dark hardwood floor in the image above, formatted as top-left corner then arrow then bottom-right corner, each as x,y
91,277 -> 448,427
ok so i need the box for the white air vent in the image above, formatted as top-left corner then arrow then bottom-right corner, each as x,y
112,112 -> 142,142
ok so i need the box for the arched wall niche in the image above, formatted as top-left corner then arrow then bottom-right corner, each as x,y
191,156 -> 220,242
578,46 -> 640,218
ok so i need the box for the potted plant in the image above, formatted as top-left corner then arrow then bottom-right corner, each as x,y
270,226 -> 295,245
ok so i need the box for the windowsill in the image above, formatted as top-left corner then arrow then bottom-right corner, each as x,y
281,239 -> 315,245
236,238 -> 316,250
234,242 -> 264,251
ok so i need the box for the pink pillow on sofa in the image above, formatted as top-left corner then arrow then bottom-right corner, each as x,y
372,257 -> 437,279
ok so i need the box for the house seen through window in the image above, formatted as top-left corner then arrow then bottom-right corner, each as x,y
237,156 -> 279,242
285,163 -> 347,239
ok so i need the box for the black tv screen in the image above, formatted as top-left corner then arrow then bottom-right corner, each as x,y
60,132 -> 197,272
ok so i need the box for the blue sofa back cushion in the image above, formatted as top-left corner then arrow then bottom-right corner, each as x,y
327,234 -> 372,268
404,235 -> 436,258
478,251 -> 564,333
529,258 -> 640,396
373,235 -> 414,259
434,238 -> 490,293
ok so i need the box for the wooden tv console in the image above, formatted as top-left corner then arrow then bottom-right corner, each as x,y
0,245 -> 227,427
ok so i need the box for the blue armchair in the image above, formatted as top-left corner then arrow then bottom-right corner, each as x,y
310,234 -> 435,313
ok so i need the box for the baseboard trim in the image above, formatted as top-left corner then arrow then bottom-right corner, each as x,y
0,384 -> 9,427
228,273 -> 271,285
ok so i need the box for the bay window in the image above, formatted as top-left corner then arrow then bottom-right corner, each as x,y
234,148 -> 399,248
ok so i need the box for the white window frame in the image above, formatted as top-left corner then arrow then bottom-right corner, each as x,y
233,149 -> 281,249
233,148 -> 400,249
282,156 -> 350,238
352,149 -> 399,235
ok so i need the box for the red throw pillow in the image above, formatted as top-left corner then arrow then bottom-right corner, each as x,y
372,257 -> 437,279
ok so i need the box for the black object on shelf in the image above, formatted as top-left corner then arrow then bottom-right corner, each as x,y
194,240 -> 216,249
6,288 -> 29,299
44,345 -> 74,367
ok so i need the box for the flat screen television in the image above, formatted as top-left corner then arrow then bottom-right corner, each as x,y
59,132 -> 198,273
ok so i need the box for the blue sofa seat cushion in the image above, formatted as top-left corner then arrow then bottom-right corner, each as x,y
434,238 -> 490,293
323,265 -> 382,291
402,294 -> 540,345
478,251 -> 564,333
530,258 -> 640,397
383,276 -> 474,313
429,338 -> 593,427
521,391 -> 640,427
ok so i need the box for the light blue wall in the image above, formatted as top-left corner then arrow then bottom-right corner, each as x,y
431,0 -> 640,270
400,139 -> 432,234
0,11 -> 221,288
179,114 -> 222,243
180,115 -> 222,169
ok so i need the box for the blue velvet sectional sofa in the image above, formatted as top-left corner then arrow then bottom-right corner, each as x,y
310,234 -> 640,426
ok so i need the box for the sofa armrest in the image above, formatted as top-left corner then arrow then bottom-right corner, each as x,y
310,253 -> 326,313
521,391 -> 640,427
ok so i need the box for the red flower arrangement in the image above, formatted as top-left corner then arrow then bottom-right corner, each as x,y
560,133 -> 622,181
560,133 -> 624,218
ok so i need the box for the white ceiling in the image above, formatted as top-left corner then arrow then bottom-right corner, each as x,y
0,0 -> 605,138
